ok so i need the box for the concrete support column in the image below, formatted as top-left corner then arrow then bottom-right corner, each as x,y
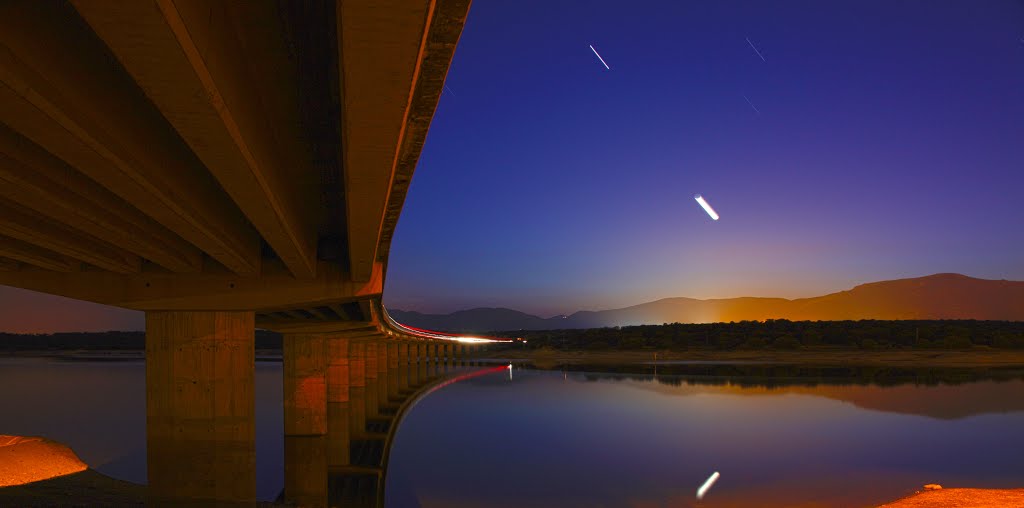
364,342 -> 379,418
397,343 -> 409,392
416,342 -> 427,382
145,311 -> 255,504
445,343 -> 453,371
426,343 -> 435,377
375,341 -> 388,414
284,435 -> 327,508
387,343 -> 399,401
349,341 -> 367,436
283,334 -> 327,436
326,337 -> 350,467
282,334 -> 327,506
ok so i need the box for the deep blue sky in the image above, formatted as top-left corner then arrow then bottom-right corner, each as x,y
383,0 -> 1024,316
1,1 -> 1022,332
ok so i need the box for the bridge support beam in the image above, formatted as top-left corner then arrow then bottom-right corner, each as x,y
428,342 -> 434,377
417,342 -> 427,382
327,336 -> 351,467
375,342 -> 388,414
365,342 -> 379,419
283,334 -> 327,436
398,343 -> 410,392
387,342 -> 400,401
284,435 -> 327,508
145,310 -> 255,504
349,341 -> 367,436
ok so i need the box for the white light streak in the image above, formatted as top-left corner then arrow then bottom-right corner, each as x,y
508,363 -> 513,381
745,37 -> 766,62
694,194 -> 720,221
696,471 -> 720,500
589,44 -> 610,70
742,94 -> 761,115
381,310 -> 513,343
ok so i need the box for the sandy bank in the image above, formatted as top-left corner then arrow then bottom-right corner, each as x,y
879,487 -> 1024,507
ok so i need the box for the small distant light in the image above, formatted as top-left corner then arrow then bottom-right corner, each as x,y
696,471 -> 720,500
694,194 -> 720,221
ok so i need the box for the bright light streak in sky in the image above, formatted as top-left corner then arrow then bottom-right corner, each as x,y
696,471 -> 720,500
589,44 -> 610,70
694,194 -> 720,221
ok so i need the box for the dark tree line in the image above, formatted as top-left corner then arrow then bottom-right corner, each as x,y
491,319 -> 1024,351
4,320 -> 1023,353
0,330 -> 283,351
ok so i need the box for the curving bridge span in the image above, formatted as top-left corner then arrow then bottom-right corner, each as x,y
0,0 -> 502,504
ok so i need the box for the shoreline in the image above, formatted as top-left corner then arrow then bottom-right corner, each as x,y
3,470 -> 1021,507
487,349 -> 1024,368
879,487 -> 1024,507
4,349 -> 1024,368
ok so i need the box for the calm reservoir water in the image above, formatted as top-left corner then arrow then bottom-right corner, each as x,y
2,357 -> 1023,507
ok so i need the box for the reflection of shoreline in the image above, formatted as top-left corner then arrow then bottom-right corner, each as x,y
549,367 -> 1024,420
563,362 -> 1024,386
490,349 -> 1024,368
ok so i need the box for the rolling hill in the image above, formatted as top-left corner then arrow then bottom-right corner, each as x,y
387,273 -> 1024,332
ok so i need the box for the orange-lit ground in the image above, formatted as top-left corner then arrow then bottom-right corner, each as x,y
879,488 -> 1024,507
0,435 -> 87,487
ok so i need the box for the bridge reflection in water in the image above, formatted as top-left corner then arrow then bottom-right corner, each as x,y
146,336 -> 496,507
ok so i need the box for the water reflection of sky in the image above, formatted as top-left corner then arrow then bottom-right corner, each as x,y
2,359 -> 1023,506
385,369 -> 1024,508
0,359 -> 285,500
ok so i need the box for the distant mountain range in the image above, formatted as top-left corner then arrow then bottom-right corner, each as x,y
388,273 -> 1024,332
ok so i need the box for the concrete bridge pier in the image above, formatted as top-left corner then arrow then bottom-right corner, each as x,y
283,334 -> 327,436
427,342 -> 438,377
284,435 -> 328,508
348,342 -> 368,438
387,343 -> 400,402
417,343 -> 427,382
364,342 -> 380,419
145,311 -> 256,505
444,343 -> 453,371
327,336 -> 351,467
375,343 -> 388,414
398,343 -> 410,393
282,333 -> 328,507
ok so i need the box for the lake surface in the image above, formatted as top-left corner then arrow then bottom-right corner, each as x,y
2,356 -> 1023,507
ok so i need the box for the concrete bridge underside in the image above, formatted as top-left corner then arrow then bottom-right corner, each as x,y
0,0 -> 484,504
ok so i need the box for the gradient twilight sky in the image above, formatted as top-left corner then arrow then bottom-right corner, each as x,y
382,0 -> 1024,316
1,1 -> 1023,333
